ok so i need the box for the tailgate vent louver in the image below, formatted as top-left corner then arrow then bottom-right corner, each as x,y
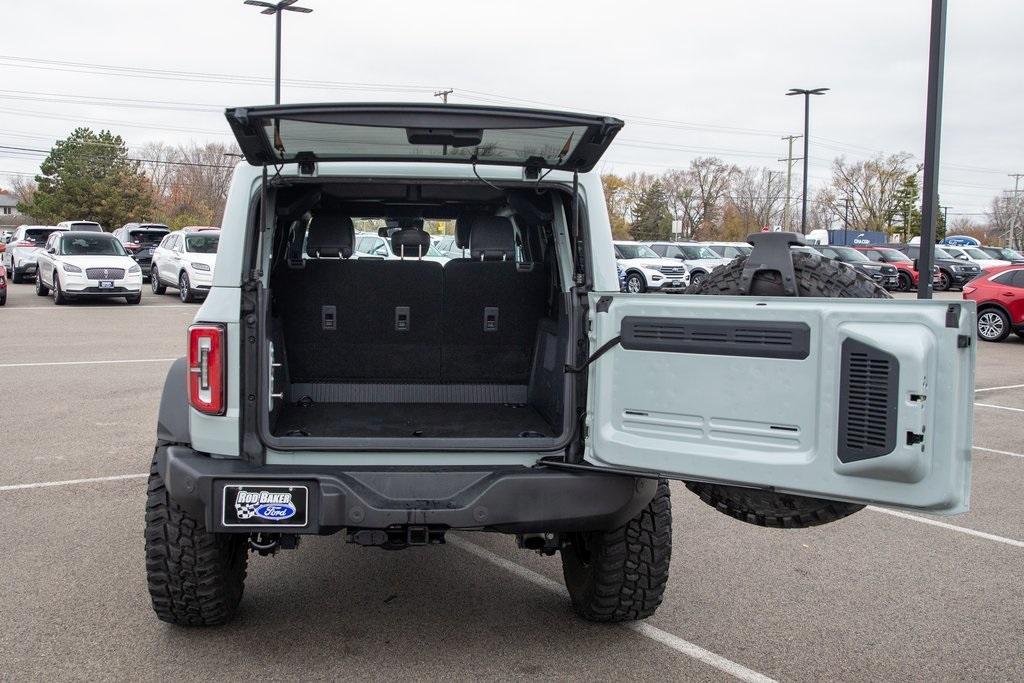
838,339 -> 898,463
620,317 -> 810,359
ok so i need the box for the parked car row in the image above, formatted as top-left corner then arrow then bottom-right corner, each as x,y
0,223 -> 220,305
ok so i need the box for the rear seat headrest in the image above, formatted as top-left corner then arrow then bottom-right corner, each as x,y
455,214 -> 475,249
469,216 -> 516,261
391,228 -> 432,259
307,209 -> 354,259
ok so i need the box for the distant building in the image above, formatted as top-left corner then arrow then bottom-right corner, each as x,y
0,189 -> 19,216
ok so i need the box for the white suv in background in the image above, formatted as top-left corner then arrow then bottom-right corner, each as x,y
150,230 -> 220,302
646,241 -> 731,288
613,241 -> 689,293
56,220 -> 104,232
2,225 -> 66,283
34,230 -> 142,304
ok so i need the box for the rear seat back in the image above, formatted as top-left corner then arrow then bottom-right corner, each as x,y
442,216 -> 547,384
280,214 -> 545,386
280,211 -> 443,383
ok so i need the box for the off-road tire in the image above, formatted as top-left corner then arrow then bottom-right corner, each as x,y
145,458 -> 248,626
685,250 -> 890,299
684,483 -> 864,528
561,480 -> 671,622
151,268 -> 166,294
682,251 -> 887,528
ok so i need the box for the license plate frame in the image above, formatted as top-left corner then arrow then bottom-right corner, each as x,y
221,483 -> 310,528
98,280 -> 114,289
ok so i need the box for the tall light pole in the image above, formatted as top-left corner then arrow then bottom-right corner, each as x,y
244,0 -> 313,104
916,0 -> 946,300
786,87 -> 829,234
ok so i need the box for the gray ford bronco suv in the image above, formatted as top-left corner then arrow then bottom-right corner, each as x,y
146,103 -> 975,626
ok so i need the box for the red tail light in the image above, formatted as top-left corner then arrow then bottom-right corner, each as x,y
962,286 -> 976,295
13,240 -> 35,248
188,324 -> 226,415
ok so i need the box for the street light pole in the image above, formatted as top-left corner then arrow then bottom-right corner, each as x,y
786,87 -> 829,234
917,0 -> 947,300
244,0 -> 313,105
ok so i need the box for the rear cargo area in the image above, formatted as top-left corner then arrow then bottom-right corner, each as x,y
264,183 -> 571,444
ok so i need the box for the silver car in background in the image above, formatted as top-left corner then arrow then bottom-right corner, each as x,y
1,225 -> 66,283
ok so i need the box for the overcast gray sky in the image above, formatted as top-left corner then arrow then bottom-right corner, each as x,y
2,0 -> 1021,217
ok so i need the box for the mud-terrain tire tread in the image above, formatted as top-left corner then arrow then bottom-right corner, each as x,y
685,251 -> 890,299
145,457 -> 247,626
684,482 -> 864,528
561,480 -> 671,622
681,251 -> 885,528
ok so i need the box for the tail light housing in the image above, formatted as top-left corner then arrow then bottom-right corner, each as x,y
188,324 -> 226,415
13,240 -> 35,248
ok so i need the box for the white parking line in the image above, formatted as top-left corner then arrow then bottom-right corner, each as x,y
867,507 -> 1024,548
3,305 -> 194,311
0,473 -> 148,492
0,358 -> 177,369
448,535 -> 776,683
974,446 -> 1024,459
974,402 -> 1024,413
974,383 -> 1024,393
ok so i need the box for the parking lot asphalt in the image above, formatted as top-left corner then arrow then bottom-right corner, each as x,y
1,284 -> 1021,681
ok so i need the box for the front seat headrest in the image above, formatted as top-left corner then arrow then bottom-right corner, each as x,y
306,209 -> 354,258
391,228 -> 432,259
469,216 -> 516,261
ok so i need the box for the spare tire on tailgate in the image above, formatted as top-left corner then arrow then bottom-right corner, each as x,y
682,250 -> 890,528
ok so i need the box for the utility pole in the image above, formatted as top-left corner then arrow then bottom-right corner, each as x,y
1008,174 -> 1024,249
841,196 -> 852,237
940,205 -> 949,235
434,89 -> 454,104
779,135 -> 802,233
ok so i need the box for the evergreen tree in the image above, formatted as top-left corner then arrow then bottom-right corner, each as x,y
628,179 -> 672,240
19,128 -> 153,229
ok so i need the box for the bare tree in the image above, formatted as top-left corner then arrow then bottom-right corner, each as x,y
988,194 -> 1023,249
728,167 -> 784,234
825,153 -> 917,231
661,158 -> 736,239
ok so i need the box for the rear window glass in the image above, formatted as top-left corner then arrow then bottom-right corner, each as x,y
615,244 -> 658,259
129,230 -> 168,246
269,120 -> 589,168
185,234 -> 219,253
69,222 -> 102,232
25,229 -> 59,243
61,235 -> 127,256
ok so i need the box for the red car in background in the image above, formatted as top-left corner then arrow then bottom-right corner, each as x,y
853,246 -> 938,292
963,266 -> 1024,342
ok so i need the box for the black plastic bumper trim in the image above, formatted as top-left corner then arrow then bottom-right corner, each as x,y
157,446 -> 656,535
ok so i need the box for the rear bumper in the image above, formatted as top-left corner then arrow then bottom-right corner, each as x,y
157,445 -> 657,535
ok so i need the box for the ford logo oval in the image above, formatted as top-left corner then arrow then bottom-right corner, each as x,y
254,503 -> 296,520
